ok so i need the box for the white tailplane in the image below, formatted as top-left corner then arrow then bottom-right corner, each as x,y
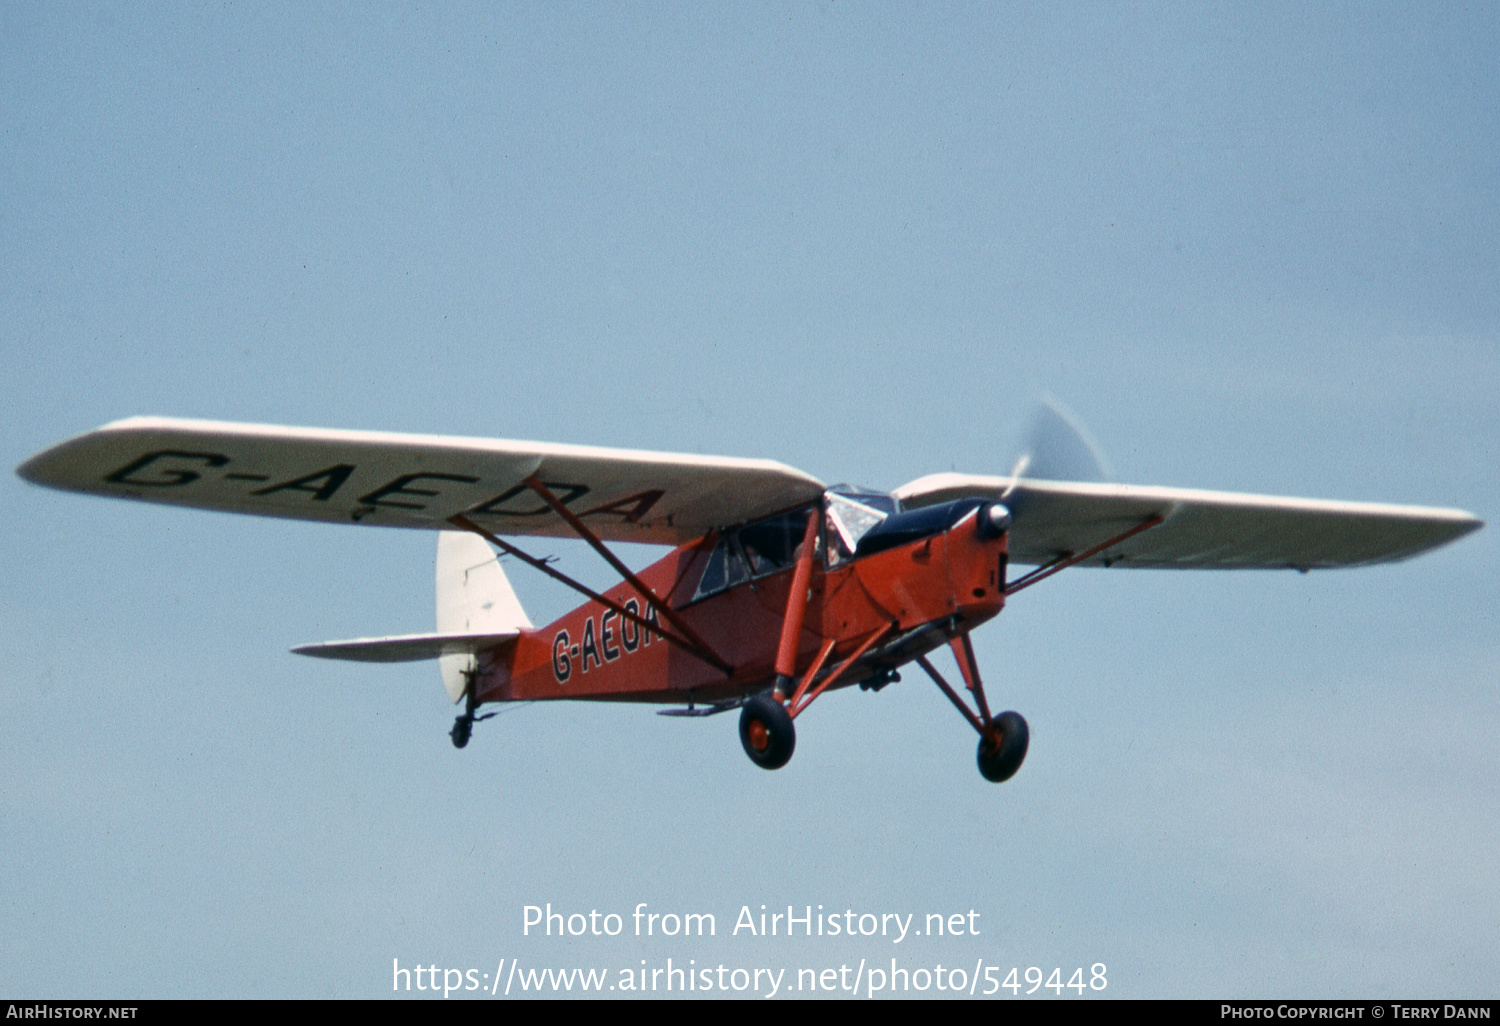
292,531 -> 530,703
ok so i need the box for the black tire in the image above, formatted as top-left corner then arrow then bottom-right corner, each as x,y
977,710 -> 1028,782
450,716 -> 472,749
739,695 -> 796,770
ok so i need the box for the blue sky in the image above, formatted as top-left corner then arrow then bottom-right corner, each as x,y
3,3 -> 1496,998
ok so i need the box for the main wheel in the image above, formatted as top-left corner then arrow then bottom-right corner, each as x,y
977,710 -> 1028,782
739,695 -> 796,770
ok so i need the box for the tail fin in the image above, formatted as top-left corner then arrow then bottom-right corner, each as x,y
435,531 -> 530,701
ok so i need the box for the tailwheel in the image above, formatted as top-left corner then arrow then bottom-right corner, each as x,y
739,695 -> 795,770
977,710 -> 1029,783
450,715 -> 473,749
450,680 -> 494,749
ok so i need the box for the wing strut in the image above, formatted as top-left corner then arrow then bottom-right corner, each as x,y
1004,514 -> 1164,595
448,503 -> 733,676
515,476 -> 731,672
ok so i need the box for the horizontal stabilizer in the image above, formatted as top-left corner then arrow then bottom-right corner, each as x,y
292,631 -> 520,663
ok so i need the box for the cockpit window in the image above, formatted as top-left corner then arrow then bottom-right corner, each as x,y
828,487 -> 898,517
692,535 -> 749,601
690,492 -> 903,600
691,506 -> 815,602
739,509 -> 811,576
824,492 -> 891,566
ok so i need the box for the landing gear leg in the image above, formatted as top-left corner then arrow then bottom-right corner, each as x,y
916,631 -> 1029,783
740,508 -> 817,771
741,622 -> 892,770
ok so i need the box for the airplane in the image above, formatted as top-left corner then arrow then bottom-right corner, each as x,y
16,415 -> 1483,782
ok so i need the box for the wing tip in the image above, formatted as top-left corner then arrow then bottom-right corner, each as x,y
14,453 -> 47,486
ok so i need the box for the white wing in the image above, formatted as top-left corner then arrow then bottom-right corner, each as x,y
895,473 -> 1482,570
17,417 -> 826,544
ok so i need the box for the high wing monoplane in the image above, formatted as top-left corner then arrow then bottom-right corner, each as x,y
18,416 -> 1482,781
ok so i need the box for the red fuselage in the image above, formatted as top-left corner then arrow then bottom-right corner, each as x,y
474,505 -> 1008,705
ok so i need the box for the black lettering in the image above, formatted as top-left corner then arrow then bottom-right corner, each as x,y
252,464 -> 356,501
358,472 -> 479,510
642,605 -> 661,648
104,450 -> 228,487
580,617 -> 601,673
466,481 -> 590,518
578,489 -> 666,524
600,609 -> 620,661
552,631 -> 572,683
620,599 -> 640,652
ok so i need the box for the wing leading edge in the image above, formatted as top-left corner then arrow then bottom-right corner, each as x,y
17,417 -> 826,545
895,473 -> 1482,570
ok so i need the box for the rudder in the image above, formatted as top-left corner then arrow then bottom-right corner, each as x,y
436,531 -> 531,702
